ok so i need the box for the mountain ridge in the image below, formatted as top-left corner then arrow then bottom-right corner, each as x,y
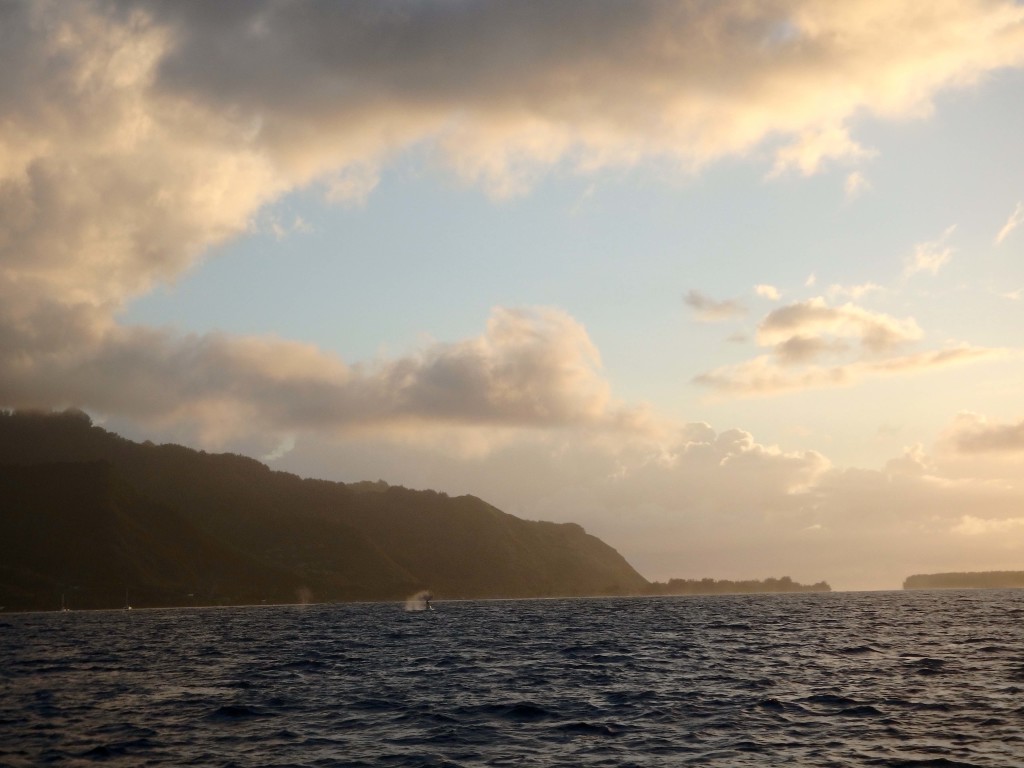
0,410 -> 649,610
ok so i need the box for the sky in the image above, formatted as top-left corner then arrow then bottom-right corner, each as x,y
3,0 -> 1024,590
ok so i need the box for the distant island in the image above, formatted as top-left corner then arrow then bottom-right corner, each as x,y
0,409 -> 833,611
648,576 -> 830,595
903,571 -> 1024,590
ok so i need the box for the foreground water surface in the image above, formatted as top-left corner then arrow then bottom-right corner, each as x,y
1,591 -> 1022,767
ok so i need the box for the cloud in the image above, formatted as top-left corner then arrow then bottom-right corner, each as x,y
144,0 -> 1024,183
772,336 -> 850,366
0,304 -> 646,444
2,0 -> 1022,438
697,345 -> 1002,397
324,165 -> 381,207
884,443 -> 933,477
904,226 -> 956,277
684,290 -> 746,322
757,299 -> 922,355
695,356 -> 850,396
260,213 -> 313,241
755,284 -> 781,301
827,282 -> 882,300
994,201 -> 1024,245
262,435 -> 297,463
951,515 -> 1024,536
865,346 -> 1003,374
770,125 -> 875,177
694,294 -> 1001,397
844,171 -> 870,200
944,411 -> 1024,454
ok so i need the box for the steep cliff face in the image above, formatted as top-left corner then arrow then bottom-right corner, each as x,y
0,410 -> 648,610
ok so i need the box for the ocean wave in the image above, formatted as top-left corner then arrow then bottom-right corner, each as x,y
1,591 -> 1021,766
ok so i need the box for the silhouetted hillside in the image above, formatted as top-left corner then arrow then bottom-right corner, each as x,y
0,410 -> 648,610
903,571 -> 1024,590
0,461 -> 303,610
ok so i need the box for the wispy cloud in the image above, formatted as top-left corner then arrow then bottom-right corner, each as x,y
904,226 -> 956,278
827,282 -> 883,300
325,165 -> 381,206
695,345 -> 1004,397
844,171 -> 870,200
260,213 -> 313,241
994,202 -> 1024,245
770,126 -> 875,177
952,515 -> 1024,535
755,284 -> 781,301
684,291 -> 746,322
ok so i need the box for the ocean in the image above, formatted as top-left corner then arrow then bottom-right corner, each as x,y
1,591 -> 1021,767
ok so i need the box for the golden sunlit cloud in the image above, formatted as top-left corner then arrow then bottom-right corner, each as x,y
884,443 -> 934,477
757,299 -> 921,353
694,346 -> 1003,398
994,201 -> 1024,245
904,226 -> 956,277
844,171 -> 871,200
694,293 -> 1004,397
770,125 -> 875,178
944,411 -> 1024,453
3,0 -> 1022,434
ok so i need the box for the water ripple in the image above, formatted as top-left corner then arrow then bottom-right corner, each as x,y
1,590 -> 1021,766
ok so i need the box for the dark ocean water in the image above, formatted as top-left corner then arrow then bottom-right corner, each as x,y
1,591 -> 1022,767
